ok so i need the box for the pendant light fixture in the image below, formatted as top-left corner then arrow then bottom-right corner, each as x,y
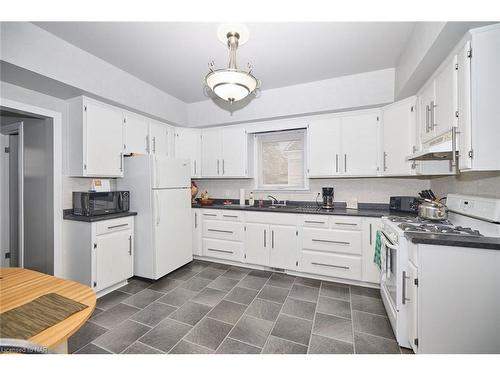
205,24 -> 260,103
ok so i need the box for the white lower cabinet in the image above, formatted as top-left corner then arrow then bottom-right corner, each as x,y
407,259 -> 418,353
196,208 -> 379,286
64,216 -> 134,295
192,209 -> 202,256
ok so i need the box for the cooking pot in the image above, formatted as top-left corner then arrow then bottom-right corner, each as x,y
418,198 -> 449,221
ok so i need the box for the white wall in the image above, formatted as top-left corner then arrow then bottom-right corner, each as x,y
194,177 -> 431,205
430,172 -> 500,199
187,68 -> 395,127
0,22 -> 187,126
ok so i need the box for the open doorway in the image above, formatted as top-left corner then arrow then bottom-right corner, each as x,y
1,109 -> 54,275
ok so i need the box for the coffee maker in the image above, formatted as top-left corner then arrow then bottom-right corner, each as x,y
322,187 -> 334,209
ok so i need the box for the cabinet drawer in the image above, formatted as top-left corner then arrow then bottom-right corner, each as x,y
220,211 -> 243,221
330,217 -> 362,230
302,228 -> 361,255
202,238 -> 242,262
203,220 -> 243,241
200,210 -> 221,219
95,217 -> 133,235
300,250 -> 362,281
301,215 -> 329,228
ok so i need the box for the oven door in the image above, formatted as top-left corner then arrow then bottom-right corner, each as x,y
380,231 -> 399,312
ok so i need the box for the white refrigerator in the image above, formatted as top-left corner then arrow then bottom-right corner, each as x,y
117,155 -> 192,279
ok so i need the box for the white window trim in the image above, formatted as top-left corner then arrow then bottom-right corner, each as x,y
253,129 -> 309,191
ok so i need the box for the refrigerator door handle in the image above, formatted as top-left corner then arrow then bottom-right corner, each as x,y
156,192 -> 161,225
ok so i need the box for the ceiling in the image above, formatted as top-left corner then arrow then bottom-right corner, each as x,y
33,22 -> 416,103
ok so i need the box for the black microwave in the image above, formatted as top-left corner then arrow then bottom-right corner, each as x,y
72,191 -> 130,216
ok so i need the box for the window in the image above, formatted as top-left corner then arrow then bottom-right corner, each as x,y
255,129 -> 307,190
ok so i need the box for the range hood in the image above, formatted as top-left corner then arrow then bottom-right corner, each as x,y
407,129 -> 458,161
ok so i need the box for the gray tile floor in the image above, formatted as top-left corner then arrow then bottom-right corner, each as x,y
69,260 -> 411,354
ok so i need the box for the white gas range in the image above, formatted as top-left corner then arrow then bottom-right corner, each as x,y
379,193 -> 500,349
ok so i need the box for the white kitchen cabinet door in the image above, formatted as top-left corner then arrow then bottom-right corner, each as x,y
419,81 -> 436,143
124,112 -> 149,155
361,218 -> 381,284
84,100 -> 124,177
221,127 -> 247,177
457,40 -> 472,171
434,56 -> 458,138
269,225 -> 297,270
201,128 -> 222,177
381,98 -> 416,176
150,120 -> 174,157
407,260 -> 418,353
94,229 -> 133,292
341,113 -> 380,176
175,128 -> 202,177
308,117 -> 342,177
244,223 -> 269,266
192,209 -> 202,256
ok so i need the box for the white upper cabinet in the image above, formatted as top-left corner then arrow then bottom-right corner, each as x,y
308,111 -> 380,177
381,97 -> 417,176
459,24 -> 500,171
201,128 -> 222,177
341,112 -> 380,176
124,112 -> 149,155
175,128 -> 201,177
67,96 -> 124,177
201,127 -> 249,178
150,120 -> 175,158
308,117 -> 342,177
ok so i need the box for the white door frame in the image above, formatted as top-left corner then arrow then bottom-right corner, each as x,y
0,97 -> 63,277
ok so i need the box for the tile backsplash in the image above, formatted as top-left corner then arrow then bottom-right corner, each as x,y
430,171 -> 500,199
193,177 -> 431,204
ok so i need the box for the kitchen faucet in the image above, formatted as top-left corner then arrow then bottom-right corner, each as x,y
267,195 -> 286,207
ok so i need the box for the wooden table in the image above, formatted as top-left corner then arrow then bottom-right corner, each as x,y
0,268 -> 96,353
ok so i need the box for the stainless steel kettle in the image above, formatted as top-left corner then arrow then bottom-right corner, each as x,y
418,198 -> 449,221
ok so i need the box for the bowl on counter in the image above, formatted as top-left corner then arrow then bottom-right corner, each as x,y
199,199 -> 215,206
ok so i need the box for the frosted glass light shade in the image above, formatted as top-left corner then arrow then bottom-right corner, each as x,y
205,69 -> 258,102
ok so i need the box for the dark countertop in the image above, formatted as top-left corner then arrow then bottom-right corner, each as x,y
63,210 -> 137,222
405,232 -> 500,250
191,200 -> 415,219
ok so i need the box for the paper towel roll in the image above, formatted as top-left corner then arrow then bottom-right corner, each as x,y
239,188 -> 245,206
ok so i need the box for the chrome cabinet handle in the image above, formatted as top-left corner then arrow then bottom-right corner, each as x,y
334,222 -> 357,226
146,135 -> 150,153
431,100 -> 436,129
402,271 -> 410,304
271,230 -> 274,249
194,160 -> 197,175
128,235 -> 132,256
152,136 -> 156,154
425,105 -> 430,132
312,239 -> 350,245
312,262 -> 350,270
264,229 -> 267,248
344,154 -> 347,173
305,220 -> 326,224
335,154 -> 339,173
223,214 -> 238,218
369,223 -> 373,246
207,248 -> 233,254
107,223 -> 128,229
222,159 -> 225,175
194,212 -> 197,229
203,213 -> 217,217
383,152 -> 388,171
217,159 -> 220,175
207,228 -> 233,234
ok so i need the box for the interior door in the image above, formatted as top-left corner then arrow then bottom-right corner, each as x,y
244,223 -> 269,266
153,189 -> 192,278
457,40 -> 472,170
95,229 -> 133,291
124,113 -> 149,155
341,113 -> 379,176
308,118 -> 342,177
221,127 -> 247,177
434,56 -> 458,138
201,128 -> 221,177
269,225 -> 297,269
84,100 -> 124,177
382,99 -> 416,175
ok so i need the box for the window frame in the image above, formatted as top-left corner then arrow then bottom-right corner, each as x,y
254,128 -> 309,191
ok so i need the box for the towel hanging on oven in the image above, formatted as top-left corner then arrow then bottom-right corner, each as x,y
374,230 -> 382,270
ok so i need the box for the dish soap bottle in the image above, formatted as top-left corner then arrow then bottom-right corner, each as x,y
249,191 -> 255,206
